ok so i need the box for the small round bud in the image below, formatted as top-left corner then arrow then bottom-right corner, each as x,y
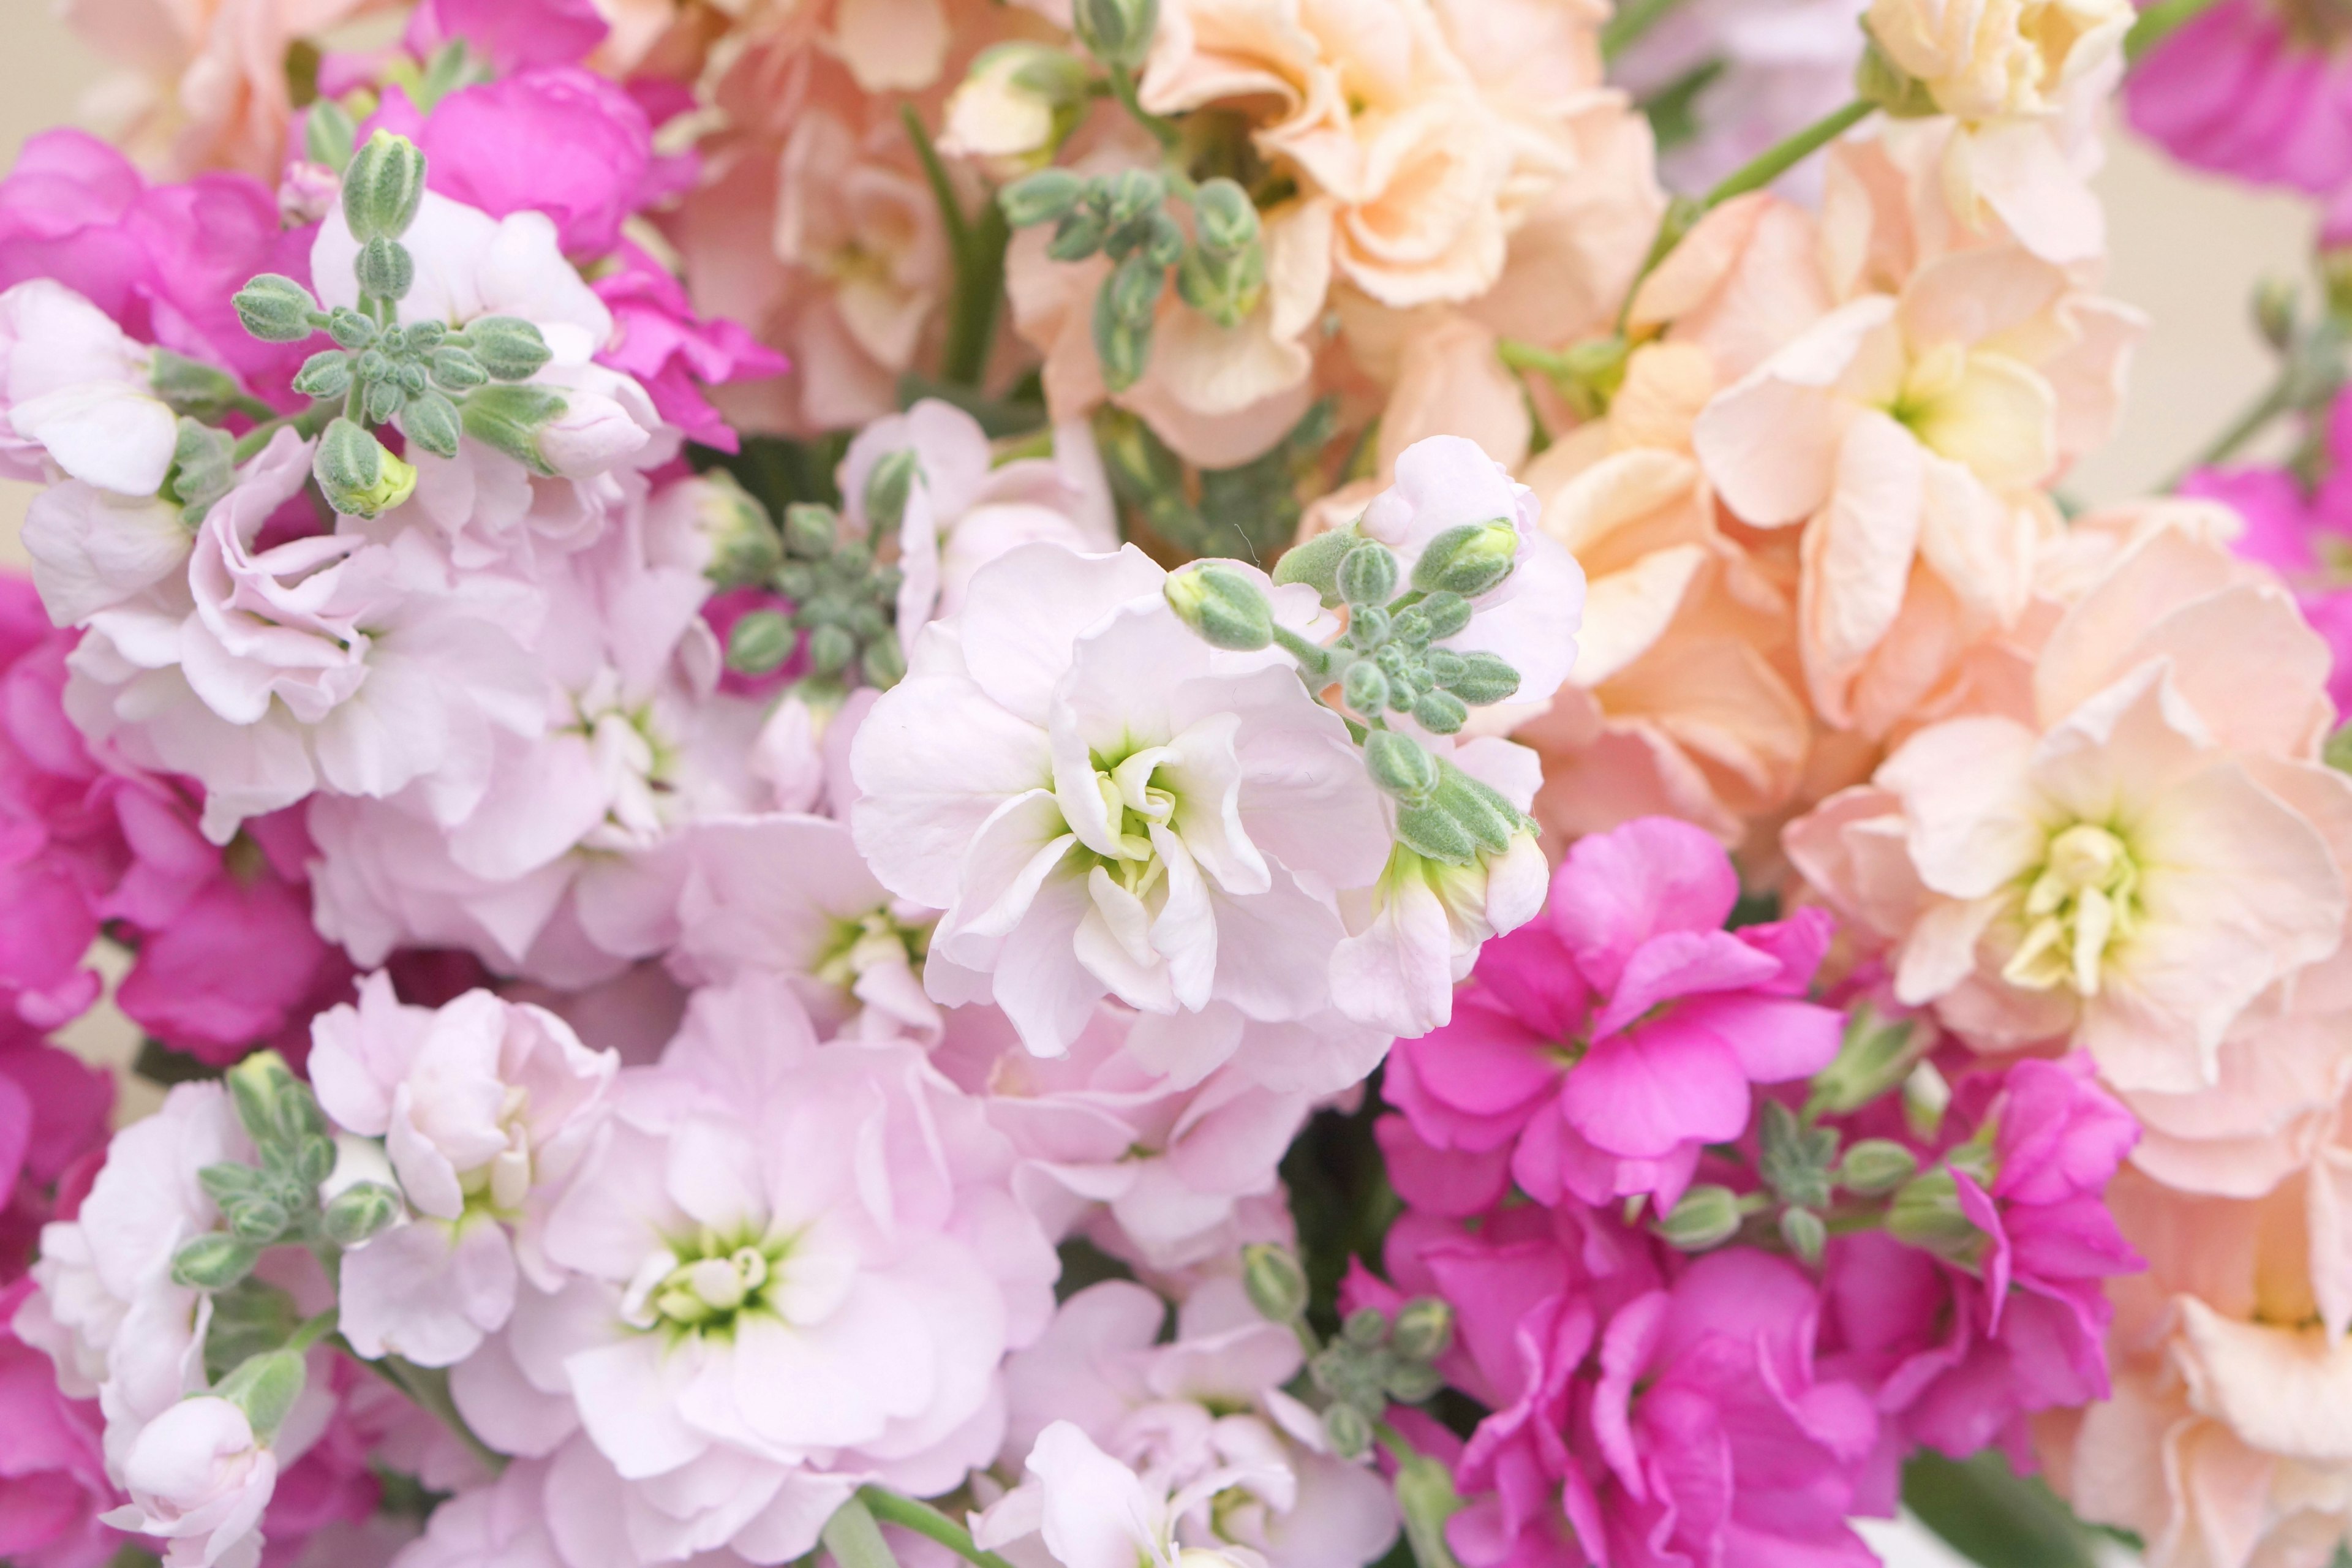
1336,540 -> 1400,608
1779,1207 -> 1827,1269
1654,1185 -> 1743,1252
1836,1139 -> 1921,1197
398,390 -> 463,460
1193,178 -> 1261,257
291,350 -> 353,401
355,236 -> 413,301
1886,1167 -> 1982,1261
1441,650 -> 1521,706
1321,1400 -> 1372,1461
464,317 -> 554,382
782,502 -> 841,560
326,306 -> 377,350
863,448 -> 921,533
1428,766 -> 1524,856
726,610 -> 797,676
362,375 -> 407,425
1341,660 -> 1390,715
1411,520 -> 1520,598
1391,1298 -> 1454,1362
861,633 -> 907,690
1048,207 -> 1109,263
313,417 -> 418,518
430,346 -> 488,392
1272,527 -> 1358,607
216,1348 -> 307,1441
1241,1243 -> 1309,1323
1342,1306 -> 1388,1348
293,1133 -> 336,1186
806,623 -> 857,677
1384,1359 -> 1444,1405
1102,168 -> 1166,228
1074,0 -> 1160,69
233,274 -> 322,344
1164,566 -> 1274,651
226,1198 -> 289,1243
1000,168 -> 1088,228
1411,688 -> 1469,735
342,130 -> 428,243
322,1181 -> 403,1246
1144,211 -> 1186,269
1417,590 -> 1472,641
1365,730 -> 1440,805
172,1233 -> 261,1292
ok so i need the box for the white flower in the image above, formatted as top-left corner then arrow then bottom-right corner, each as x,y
851,541 -> 1389,1058
0,278 -> 177,497
976,1421 -> 1272,1568
102,1396 -> 279,1568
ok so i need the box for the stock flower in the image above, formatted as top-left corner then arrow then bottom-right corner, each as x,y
1864,0 -> 2132,122
591,246 -> 790,455
0,280 -> 176,499
0,1278 -> 116,1568
102,1395 -> 277,1568
851,540 -> 1386,1058
2127,0 -> 2352,197
309,976 -> 617,1368
978,1419 -> 1275,1568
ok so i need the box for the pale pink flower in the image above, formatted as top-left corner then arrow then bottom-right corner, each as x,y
388,1457 -> 562,1568
102,1396 -> 277,1568
976,1420 -> 1276,1568
0,280 -> 176,501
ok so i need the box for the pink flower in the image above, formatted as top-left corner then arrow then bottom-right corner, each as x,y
592,246 -> 788,454
1388,816 -> 1842,1213
103,1394 -> 278,1568
399,0 -> 613,74
2183,415 -> 2352,715
2127,0 -> 2352,196
0,1278 -> 118,1568
0,1020 -> 113,1280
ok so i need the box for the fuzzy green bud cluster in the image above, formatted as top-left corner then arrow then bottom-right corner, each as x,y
1071,0 -> 1159,69
723,496 -> 908,692
1304,1298 -> 1457,1458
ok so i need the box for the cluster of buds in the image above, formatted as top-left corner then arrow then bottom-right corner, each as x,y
1241,1245 -> 1454,1460
723,456 -> 911,692
232,132 -> 557,517
1001,167 -> 1267,391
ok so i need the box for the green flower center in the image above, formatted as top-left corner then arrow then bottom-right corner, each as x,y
2003,823 -> 2139,996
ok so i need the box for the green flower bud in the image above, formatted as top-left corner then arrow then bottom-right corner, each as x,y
464,316 -> 553,382
1192,177 -> 1261,257
1240,1243 -> 1309,1323
148,350 -> 249,420
1163,565 -> 1273,650
167,419 -> 236,516
1174,242 -> 1265,329
291,350 -> 353,401
305,98 -> 358,173
1780,1207 -> 1828,1269
1758,1098 -> 1838,1213
355,236 -> 414,302
1804,1003 -> 1927,1119
1365,730 -> 1441,805
1441,651 -> 1521,706
198,1163 -> 269,1206
1391,1297 -> 1454,1362
172,1233 -> 262,1292
1411,520 -> 1520,598
1272,527 -> 1359,607
861,633 -> 907,690
1886,1168 -> 1984,1262
1000,168 -> 1088,228
342,130 -> 428,243
408,319 -> 446,350
778,502 -> 836,560
1321,1400 -> 1373,1461
1343,1306 -> 1389,1348
1341,660 -> 1390,716
1655,1184 -> 1744,1251
1838,1139 -> 1921,1196
398,390 -> 463,460
1393,803 -> 1475,865
1074,0 -> 1159,68
807,623 -> 857,677
292,1132 -> 336,1186
216,1348 -> 307,1441
429,345 -> 488,392
225,1197 -> 290,1243
1392,1446 -> 1467,1568
225,1052 -> 301,1147
1047,206 -> 1108,262
1102,168 -> 1166,228
1384,1359 -> 1444,1404
1093,288 -> 1155,392
322,1181 -> 403,1246
1336,540 -> 1399,608
314,417 -> 418,517
233,274 -> 322,344
726,610 -> 797,676
1412,688 -> 1469,735
1142,210 -> 1185,270
361,375 -> 406,425
459,384 -> 568,476
1428,766 -> 1524,855
326,307 -> 375,350
864,448 -> 921,533
1418,590 -> 1472,641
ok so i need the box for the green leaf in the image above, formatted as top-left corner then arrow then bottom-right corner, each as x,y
821,1498 -> 901,1568
1902,1451 -> 2104,1568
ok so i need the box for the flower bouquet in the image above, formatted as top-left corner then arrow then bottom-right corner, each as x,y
1,1 -> 2348,1567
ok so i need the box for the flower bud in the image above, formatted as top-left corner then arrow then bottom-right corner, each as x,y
1411,688 -> 1469,735
148,350 -> 247,420
225,1052 -> 302,1148
225,1196 -> 289,1243
1429,766 -> 1523,855
305,99 -> 358,172
807,623 -> 858,677
233,274 -> 322,344
1341,660 -> 1390,716
172,1234 -> 261,1292
322,1181 -> 402,1246
1654,1184 -> 1743,1251
1779,1206 -> 1827,1269
728,610 -> 797,676
1365,730 -> 1441,806
1048,206 -> 1109,262
1804,1003 -> 1927,1119
215,1348 -> 306,1441
167,419 -> 236,516
1384,1359 -> 1444,1404
1838,1139 -> 1921,1196
1102,168 -> 1165,228
342,130 -> 428,243
1192,178 -> 1261,257
1417,590 -> 1472,641
1336,540 -> 1400,608
326,306 -> 375,350
458,384 -> 567,475
1391,1297 -> 1453,1362
861,633 -> 907,690
397,390 -> 462,460
1393,1446 -> 1466,1568
291,350 -> 353,401
537,390 -> 650,477
1094,282 -> 1156,391
314,417 -> 417,517
1164,565 -> 1273,650
1000,168 -> 1088,229
864,448 -> 921,534
1441,650 -> 1521,706
1886,1167 -> 1983,1262
1342,1306 -> 1388,1348
355,236 -> 413,302
1241,1243 -> 1308,1323
463,316 -> 553,382
1321,1400 -> 1372,1461
1273,527 -> 1358,606
1411,520 -> 1520,598
1074,0 -> 1159,70
941,43 -> 1090,176
428,345 -> 487,393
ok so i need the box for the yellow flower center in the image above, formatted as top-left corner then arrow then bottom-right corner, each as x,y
2003,823 -> 2138,996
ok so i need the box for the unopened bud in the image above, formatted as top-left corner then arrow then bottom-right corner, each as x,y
1417,591 -> 1472,641
1392,1446 -> 1466,1568
1102,168 -> 1166,229
322,1181 -> 402,1246
1193,178 -> 1260,257
216,1348 -> 306,1441
861,633 -> 907,690
429,345 -> 488,392
1365,730 -> 1441,805
398,390 -> 462,460
1391,1297 -> 1453,1362
1341,660 -> 1390,716
1049,206 -> 1109,262
458,384 -> 567,476
342,130 -> 428,243
463,317 -> 553,382
1805,1004 -> 1926,1119
1655,1184 -> 1743,1251
1411,688 -> 1469,735
362,374 -> 406,425
1241,1243 -> 1309,1323
864,448 -> 921,534
1343,1306 -> 1388,1348
1321,1400 -> 1372,1460
291,350 -> 353,401
225,1196 -> 290,1243
148,350 -> 247,420
225,1052 -> 301,1148
1273,527 -> 1359,607
1441,651 -> 1521,706
780,502 -> 837,560
305,99 -> 358,172
1164,565 -> 1273,650
1384,1359 -> 1444,1404
172,1233 -> 261,1291
1000,168 -> 1088,228
1336,540 -> 1400,608
806,623 -> 857,677
1074,0 -> 1159,68
326,307 -> 376,350
314,417 -> 417,517
234,274 -> 322,344
167,419 -> 235,514
355,236 -> 413,301
1411,521 -> 1520,598
1885,1167 -> 1982,1261
1779,1206 -> 1827,1269
1838,1139 -> 1921,1196
1428,766 -> 1523,856
728,610 -> 796,676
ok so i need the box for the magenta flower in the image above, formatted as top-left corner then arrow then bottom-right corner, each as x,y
594,244 -> 788,452
2127,0 -> 2352,195
0,1279 -> 117,1568
1388,817 -> 1842,1213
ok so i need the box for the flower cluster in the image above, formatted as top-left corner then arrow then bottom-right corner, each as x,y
0,2 -> 2342,1568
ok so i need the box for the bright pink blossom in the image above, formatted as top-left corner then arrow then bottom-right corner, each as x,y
0,1278 -> 117,1568
2127,0 -> 2352,197
1387,816 -> 1841,1213
0,1018 -> 114,1280
593,246 -> 788,453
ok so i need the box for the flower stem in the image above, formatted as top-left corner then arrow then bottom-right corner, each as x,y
853,1488 -> 1020,1568
1105,62 -> 1182,151
1600,0 -> 1687,61
901,105 -> 1009,390
1700,98 -> 1874,208
230,399 -> 340,464
2126,0 -> 2228,64
2163,374 -> 2294,491
285,1310 -> 339,1354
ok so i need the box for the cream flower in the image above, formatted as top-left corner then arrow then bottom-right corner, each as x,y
1863,0 -> 2132,123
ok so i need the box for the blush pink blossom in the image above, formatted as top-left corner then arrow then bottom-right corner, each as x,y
0,1276 -> 118,1568
1388,816 -> 1842,1213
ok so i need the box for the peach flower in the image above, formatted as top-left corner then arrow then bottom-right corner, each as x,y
1786,517 -> 2352,1095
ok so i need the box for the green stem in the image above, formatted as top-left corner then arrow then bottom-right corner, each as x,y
853,1488 -> 1020,1568
285,1309 -> 339,1354
230,400 -> 339,464
1105,63 -> 1182,151
1701,99 -> 1874,208
902,105 -> 1010,389
2163,373 -> 2294,491
347,1343 -> 507,1476
2126,0 -> 2228,64
1600,0 -> 1687,61
1496,339 -> 1575,379
902,104 -> 971,263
